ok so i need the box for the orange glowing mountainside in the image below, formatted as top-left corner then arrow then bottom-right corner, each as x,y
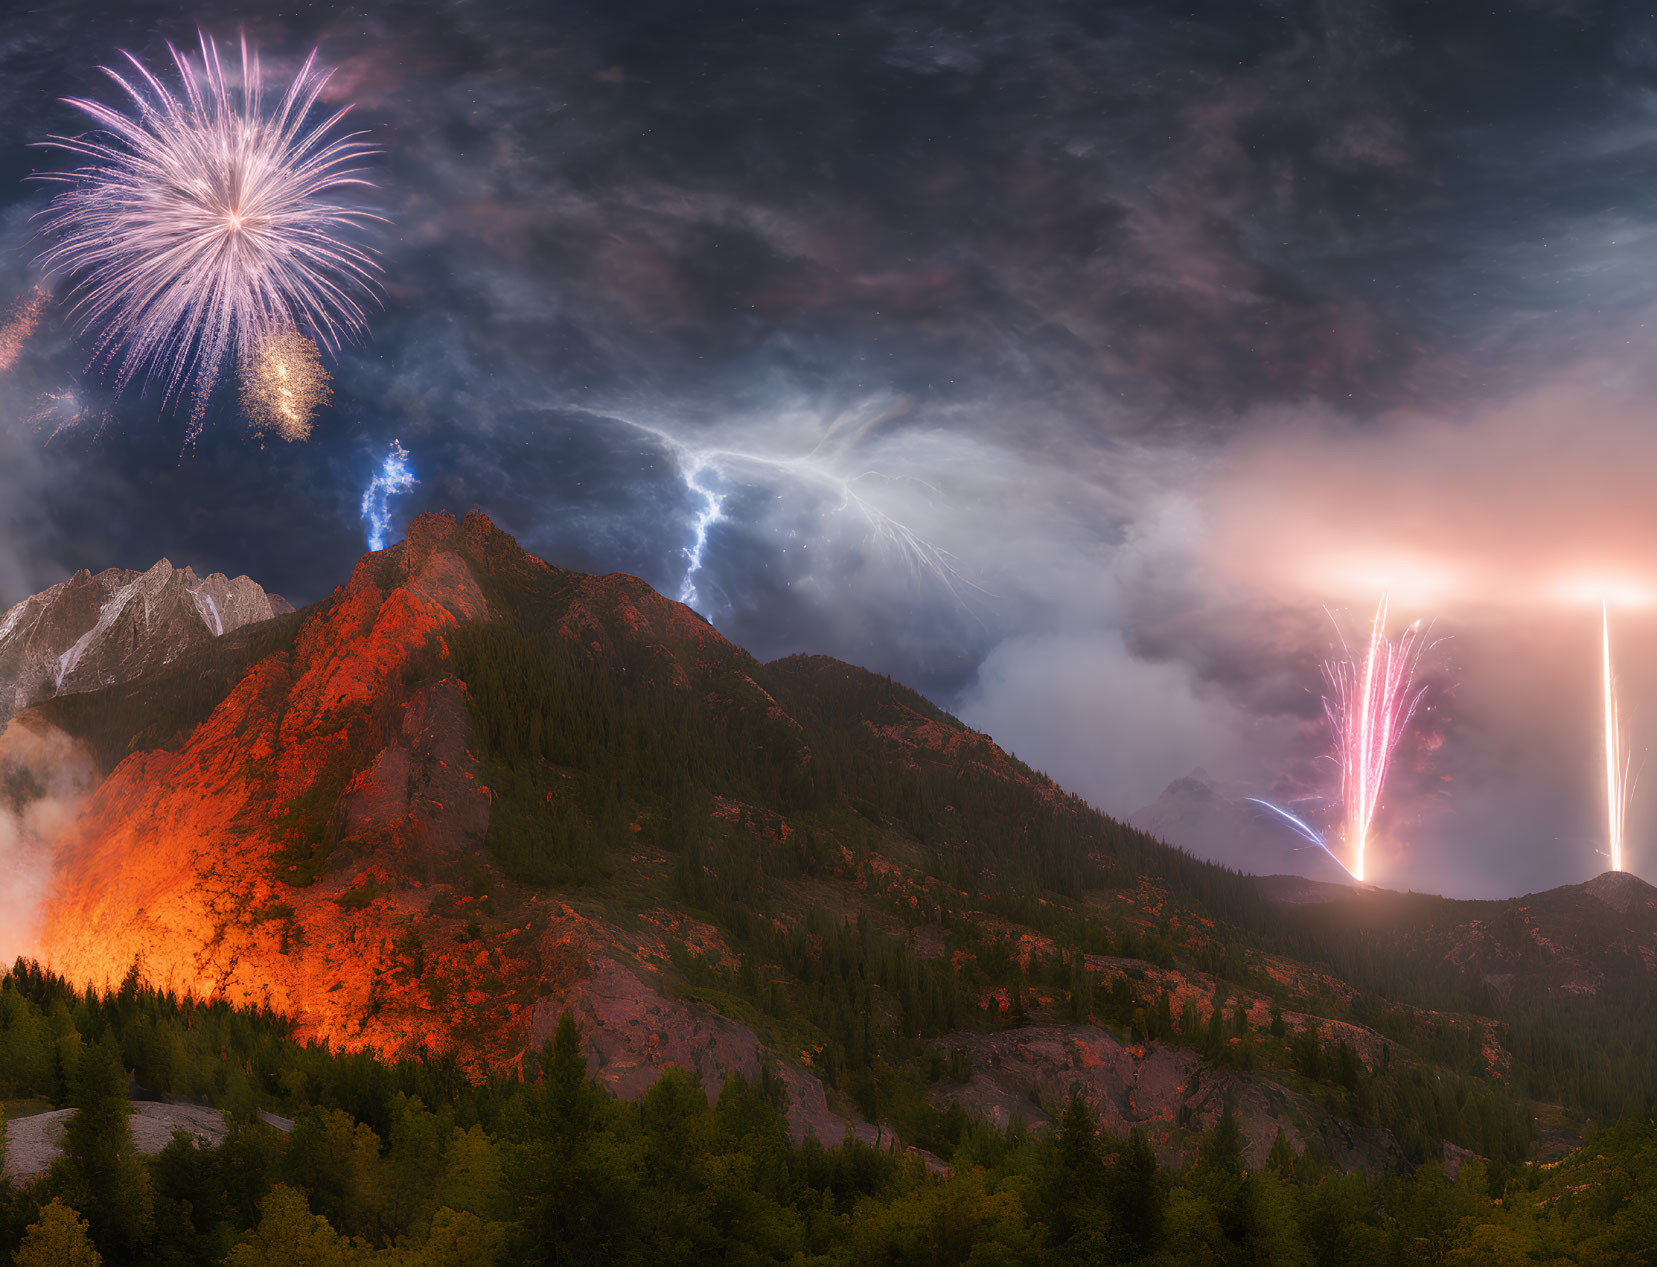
16,510 -> 1657,1165
29,508 -> 1008,1143
34,511 -> 746,1050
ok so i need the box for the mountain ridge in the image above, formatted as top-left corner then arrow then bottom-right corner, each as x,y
4,509 -> 1645,1174
0,558 -> 291,720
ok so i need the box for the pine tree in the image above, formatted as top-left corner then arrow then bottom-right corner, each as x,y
1106,1128 -> 1166,1258
13,1199 -> 102,1267
57,1032 -> 153,1259
0,985 -> 47,1097
1034,1095 -> 1108,1257
1266,1129 -> 1296,1178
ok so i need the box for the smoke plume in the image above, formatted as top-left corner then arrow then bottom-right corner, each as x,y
0,719 -> 95,965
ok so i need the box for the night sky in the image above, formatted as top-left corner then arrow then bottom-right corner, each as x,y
4,0 -> 1657,897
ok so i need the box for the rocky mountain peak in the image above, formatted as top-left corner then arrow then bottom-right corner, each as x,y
1583,868 -> 1657,916
402,508 -> 463,571
0,561 -> 293,720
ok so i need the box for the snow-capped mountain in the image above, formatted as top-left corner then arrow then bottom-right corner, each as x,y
0,560 -> 292,718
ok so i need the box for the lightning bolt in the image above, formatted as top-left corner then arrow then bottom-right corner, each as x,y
361,440 -> 417,551
678,459 -> 725,608
1242,797 -> 1356,880
599,412 -> 991,621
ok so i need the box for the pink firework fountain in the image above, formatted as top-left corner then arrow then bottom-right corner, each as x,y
1322,595 -> 1430,882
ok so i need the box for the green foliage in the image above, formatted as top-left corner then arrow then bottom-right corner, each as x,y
1108,1129 -> 1167,1259
1030,1096 -> 1111,1258
222,1185 -> 361,1267
446,619 -> 813,887
12,1199 -> 102,1267
54,1033 -> 153,1260
0,983 -> 48,1098
0,966 -> 1656,1265
15,541 -> 1657,1261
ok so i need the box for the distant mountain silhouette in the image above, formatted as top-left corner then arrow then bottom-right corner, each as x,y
1132,772 -> 1353,885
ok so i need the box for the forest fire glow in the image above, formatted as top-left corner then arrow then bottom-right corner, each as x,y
1322,595 -> 1430,882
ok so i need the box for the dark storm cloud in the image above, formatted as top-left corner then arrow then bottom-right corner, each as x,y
5,0 -> 1657,892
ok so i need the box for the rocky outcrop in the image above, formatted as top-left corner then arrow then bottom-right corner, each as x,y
2,1103 -> 231,1183
22,511 -> 1449,1179
930,1024 -> 1404,1175
26,510 -> 909,1152
526,956 -> 878,1148
36,515 -> 506,1057
0,560 -> 291,718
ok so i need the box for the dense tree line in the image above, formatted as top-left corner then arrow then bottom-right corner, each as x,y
354,621 -> 1569,1170
3,965 -> 1653,1265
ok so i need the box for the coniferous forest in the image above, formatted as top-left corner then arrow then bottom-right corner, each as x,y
2,962 -> 1657,1265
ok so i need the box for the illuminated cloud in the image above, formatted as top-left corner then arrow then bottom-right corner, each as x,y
1196,380 -> 1657,615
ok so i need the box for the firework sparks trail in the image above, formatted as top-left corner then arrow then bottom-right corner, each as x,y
1602,600 -> 1632,872
25,390 -> 91,442
1242,797 -> 1358,880
677,459 -> 725,609
1243,797 -> 1326,848
0,288 -> 48,374
33,32 -> 381,436
361,440 -> 415,551
1321,595 -> 1430,882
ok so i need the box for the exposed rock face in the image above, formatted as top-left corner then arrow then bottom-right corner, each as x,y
1132,772 -> 1354,885
25,524 -> 734,1018
37,515 -> 500,1054
0,560 -> 292,718
2,1103 -> 232,1183
33,509 -> 888,1146
525,957 -> 879,1149
931,1024 -> 1404,1175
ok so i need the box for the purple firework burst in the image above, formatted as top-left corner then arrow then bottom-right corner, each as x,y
34,32 -> 381,432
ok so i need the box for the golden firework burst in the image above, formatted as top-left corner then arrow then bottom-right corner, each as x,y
238,329 -> 333,442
